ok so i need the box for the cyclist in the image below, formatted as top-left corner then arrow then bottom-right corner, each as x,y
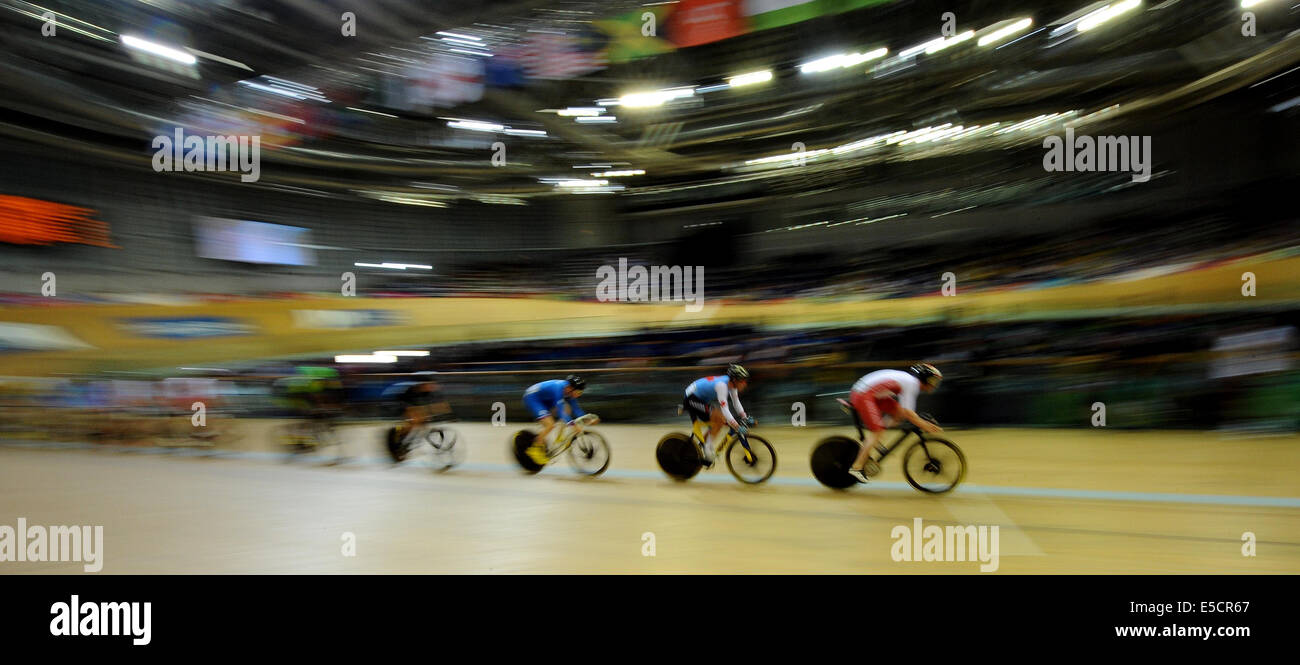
394,372 -> 453,445
522,375 -> 597,465
683,364 -> 754,465
847,363 -> 943,484
279,366 -> 344,448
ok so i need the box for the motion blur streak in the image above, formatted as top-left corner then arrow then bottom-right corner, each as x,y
0,0 -> 1298,575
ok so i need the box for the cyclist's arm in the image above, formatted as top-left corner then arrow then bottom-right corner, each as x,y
894,383 -> 939,432
564,398 -> 585,421
897,382 -> 940,431
714,382 -> 741,428
729,388 -> 749,421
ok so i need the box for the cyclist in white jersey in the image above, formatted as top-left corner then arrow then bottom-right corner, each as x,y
846,364 -> 944,483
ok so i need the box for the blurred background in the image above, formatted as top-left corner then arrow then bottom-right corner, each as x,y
1,0 -> 1299,439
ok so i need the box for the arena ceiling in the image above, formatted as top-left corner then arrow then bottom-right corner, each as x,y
1,0 -> 1299,219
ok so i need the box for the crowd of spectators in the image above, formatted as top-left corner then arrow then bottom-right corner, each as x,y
369,217 -> 1300,301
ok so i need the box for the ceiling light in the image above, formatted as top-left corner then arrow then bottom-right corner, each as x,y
120,35 -> 197,65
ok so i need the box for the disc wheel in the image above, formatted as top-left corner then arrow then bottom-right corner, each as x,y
902,437 -> 967,494
383,426 -> 409,463
655,433 -> 702,481
725,434 -> 777,484
810,436 -> 861,490
511,430 -> 545,474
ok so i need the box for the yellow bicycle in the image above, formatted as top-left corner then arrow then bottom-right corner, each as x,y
510,413 -> 610,476
656,417 -> 777,484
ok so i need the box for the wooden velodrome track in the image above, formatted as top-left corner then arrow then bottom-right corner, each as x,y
1,422 -> 1297,574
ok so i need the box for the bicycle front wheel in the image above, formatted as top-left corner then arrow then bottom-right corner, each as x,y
902,437 -> 967,494
424,426 -> 464,471
725,434 -> 777,485
567,431 -> 611,477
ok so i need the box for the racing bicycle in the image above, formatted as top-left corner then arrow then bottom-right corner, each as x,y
386,415 -> 465,472
810,398 -> 966,494
510,413 -> 610,477
656,411 -> 777,485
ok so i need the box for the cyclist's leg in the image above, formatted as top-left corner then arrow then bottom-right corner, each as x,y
400,405 -> 428,443
849,390 -> 887,472
289,397 -> 312,443
529,415 -> 555,464
522,391 -> 556,464
683,396 -> 710,444
703,407 -> 727,460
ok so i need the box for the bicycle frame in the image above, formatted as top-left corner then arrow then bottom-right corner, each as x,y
842,403 -> 926,464
688,419 -> 756,463
543,414 -> 598,459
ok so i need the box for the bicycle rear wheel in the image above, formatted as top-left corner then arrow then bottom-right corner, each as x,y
809,436 -> 861,490
511,430 -> 545,474
567,430 -> 611,477
902,437 -> 967,494
655,433 -> 702,481
384,426 -> 409,463
281,423 -> 315,459
725,434 -> 777,484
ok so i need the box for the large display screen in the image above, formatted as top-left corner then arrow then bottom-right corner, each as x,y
194,216 -> 315,266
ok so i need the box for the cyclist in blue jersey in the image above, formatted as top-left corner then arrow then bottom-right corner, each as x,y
682,364 -> 754,465
523,375 -> 597,465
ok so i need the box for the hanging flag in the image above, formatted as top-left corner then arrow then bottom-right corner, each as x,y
744,0 -> 827,31
821,0 -> 896,14
519,30 -> 608,80
406,53 -> 485,108
667,0 -> 747,48
594,6 -> 677,63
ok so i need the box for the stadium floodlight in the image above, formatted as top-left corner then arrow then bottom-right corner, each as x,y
899,40 -> 941,58
557,107 -> 604,116
727,70 -> 773,87
978,18 -> 1033,47
800,48 -> 888,74
240,81 -> 306,99
120,35 -> 197,65
447,120 -> 504,132
618,87 -> 695,109
1077,0 -> 1142,32
354,262 -> 433,269
347,107 -> 398,118
925,30 -> 974,54
436,31 -> 480,41
335,354 -> 398,363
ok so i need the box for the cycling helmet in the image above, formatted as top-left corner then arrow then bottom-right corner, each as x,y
725,364 -> 750,381
566,374 -> 587,391
909,363 -> 942,387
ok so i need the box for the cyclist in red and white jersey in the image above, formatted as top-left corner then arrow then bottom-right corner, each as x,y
847,363 -> 944,483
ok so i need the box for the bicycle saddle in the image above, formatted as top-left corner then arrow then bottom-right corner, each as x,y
836,398 -> 864,429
